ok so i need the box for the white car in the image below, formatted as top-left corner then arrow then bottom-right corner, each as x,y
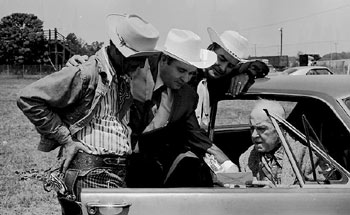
281,66 -> 333,75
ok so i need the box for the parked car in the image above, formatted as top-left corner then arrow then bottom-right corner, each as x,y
81,75 -> 350,215
280,66 -> 334,75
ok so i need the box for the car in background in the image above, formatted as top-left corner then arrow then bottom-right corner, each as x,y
281,66 -> 333,75
81,75 -> 350,215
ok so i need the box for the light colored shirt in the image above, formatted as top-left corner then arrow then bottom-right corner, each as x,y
143,65 -> 173,132
195,78 -> 210,129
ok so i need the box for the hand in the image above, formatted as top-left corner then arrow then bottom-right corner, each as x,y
227,73 -> 249,96
66,55 -> 88,67
59,139 -> 92,174
207,144 -> 229,164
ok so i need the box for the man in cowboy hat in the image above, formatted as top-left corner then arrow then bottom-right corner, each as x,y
195,27 -> 269,129
17,13 -> 160,215
127,28 -> 232,188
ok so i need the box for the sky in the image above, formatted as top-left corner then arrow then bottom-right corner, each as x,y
1,0 -> 350,57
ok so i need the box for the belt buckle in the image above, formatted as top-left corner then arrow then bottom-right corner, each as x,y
103,157 -> 124,166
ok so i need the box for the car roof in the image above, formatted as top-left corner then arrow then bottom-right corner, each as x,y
282,66 -> 332,75
249,75 -> 350,98
288,66 -> 329,69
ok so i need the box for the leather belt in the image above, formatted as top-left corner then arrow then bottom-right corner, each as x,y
69,152 -> 128,170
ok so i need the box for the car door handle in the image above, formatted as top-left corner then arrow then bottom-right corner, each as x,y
86,202 -> 132,215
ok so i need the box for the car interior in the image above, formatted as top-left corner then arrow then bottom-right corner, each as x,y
210,95 -> 350,185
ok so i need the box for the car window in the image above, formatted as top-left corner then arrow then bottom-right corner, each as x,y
307,69 -> 331,75
215,99 -> 296,126
214,97 -> 350,185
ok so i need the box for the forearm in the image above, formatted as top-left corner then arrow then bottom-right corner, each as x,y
17,67 -> 84,145
185,110 -> 213,153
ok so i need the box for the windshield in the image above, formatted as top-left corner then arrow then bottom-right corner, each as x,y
283,68 -> 298,74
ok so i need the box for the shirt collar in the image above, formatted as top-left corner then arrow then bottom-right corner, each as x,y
271,146 -> 284,167
263,145 -> 284,166
154,62 -> 164,91
101,45 -> 116,85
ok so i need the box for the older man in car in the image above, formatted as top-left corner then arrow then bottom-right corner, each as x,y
237,99 -> 325,187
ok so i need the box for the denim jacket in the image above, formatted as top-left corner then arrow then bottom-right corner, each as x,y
17,48 -> 131,152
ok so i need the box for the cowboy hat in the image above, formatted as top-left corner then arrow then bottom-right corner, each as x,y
162,29 -> 217,68
106,13 -> 160,57
207,27 -> 249,62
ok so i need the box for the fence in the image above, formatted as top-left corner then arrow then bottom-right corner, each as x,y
0,64 -> 59,78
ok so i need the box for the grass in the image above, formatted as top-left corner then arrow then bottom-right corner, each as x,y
0,77 -> 60,215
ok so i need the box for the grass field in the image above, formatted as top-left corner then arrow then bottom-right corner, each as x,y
0,77 -> 60,215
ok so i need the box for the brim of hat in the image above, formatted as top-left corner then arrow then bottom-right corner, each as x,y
106,13 -> 160,57
207,27 -> 245,62
163,49 -> 217,69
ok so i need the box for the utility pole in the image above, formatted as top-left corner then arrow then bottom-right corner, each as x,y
330,42 -> 333,62
254,44 -> 257,57
279,27 -> 283,56
334,42 -> 338,60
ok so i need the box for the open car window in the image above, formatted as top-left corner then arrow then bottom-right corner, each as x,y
215,99 -> 296,127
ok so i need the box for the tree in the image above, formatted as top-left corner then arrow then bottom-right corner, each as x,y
0,13 -> 48,64
65,33 -> 103,56
65,33 -> 85,55
83,41 -> 104,56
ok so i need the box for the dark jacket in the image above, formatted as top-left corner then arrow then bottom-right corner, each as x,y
130,54 -> 213,167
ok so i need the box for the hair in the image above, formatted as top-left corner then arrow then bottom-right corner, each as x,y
106,40 -> 124,72
207,42 -> 221,51
160,53 -> 177,65
252,98 -> 286,120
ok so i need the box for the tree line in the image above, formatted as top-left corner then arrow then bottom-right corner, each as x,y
0,13 -> 103,65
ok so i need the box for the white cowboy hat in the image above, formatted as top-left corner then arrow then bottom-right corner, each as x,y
207,27 -> 249,62
106,13 -> 160,57
162,29 -> 217,68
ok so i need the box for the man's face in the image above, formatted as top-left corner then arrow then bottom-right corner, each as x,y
208,46 -> 240,79
250,110 -> 280,153
160,58 -> 197,90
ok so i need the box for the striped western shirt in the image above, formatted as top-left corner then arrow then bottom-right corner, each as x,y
75,47 -> 132,156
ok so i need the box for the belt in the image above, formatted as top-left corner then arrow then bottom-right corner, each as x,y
69,152 -> 128,170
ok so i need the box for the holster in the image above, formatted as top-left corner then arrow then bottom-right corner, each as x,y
63,169 -> 80,201
61,152 -> 127,202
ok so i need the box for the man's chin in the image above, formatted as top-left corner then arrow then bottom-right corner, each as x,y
208,69 -> 224,79
172,83 -> 183,90
254,144 -> 266,152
